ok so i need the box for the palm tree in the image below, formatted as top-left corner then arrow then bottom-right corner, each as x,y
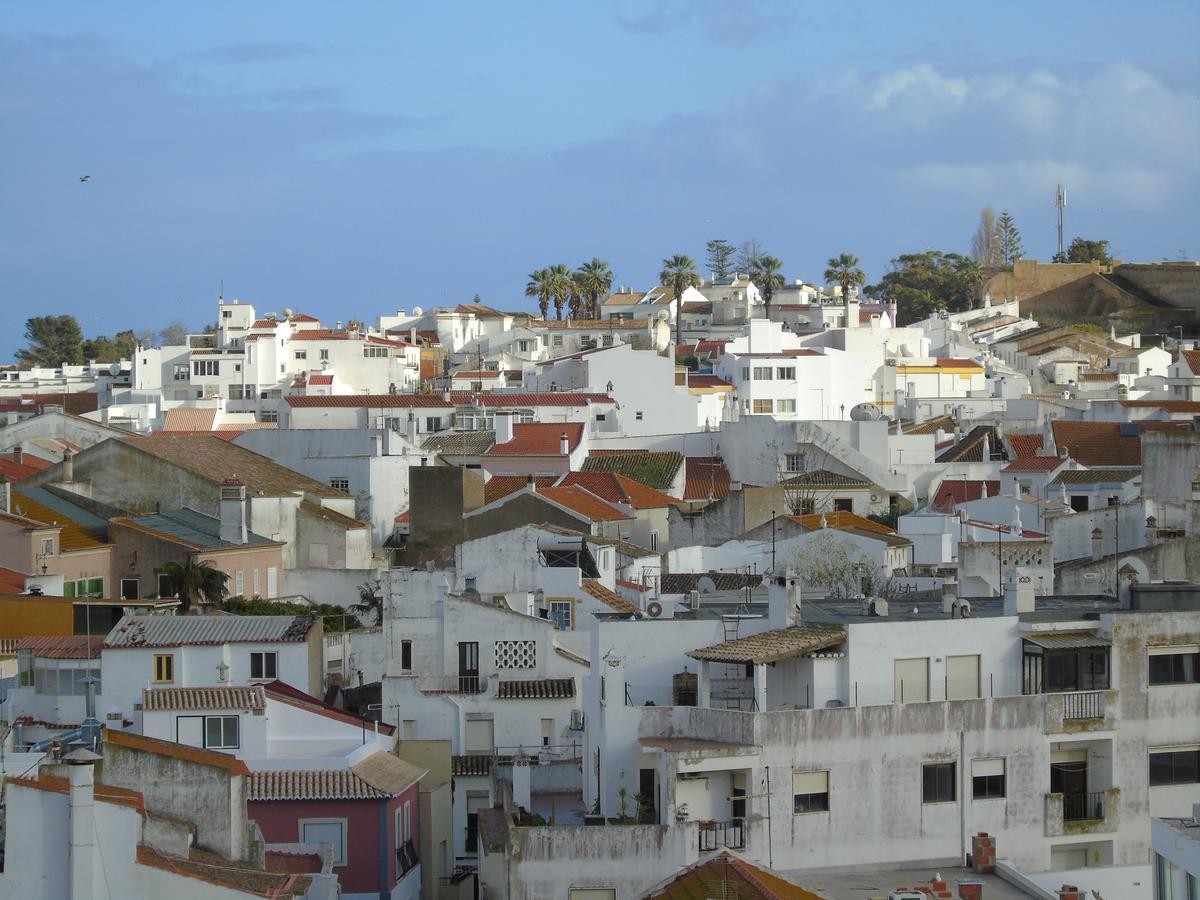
659,254 -> 702,347
545,263 -> 574,321
751,255 -> 785,322
823,253 -> 866,313
525,268 -> 553,320
574,258 -> 614,319
350,580 -> 383,627
161,558 -> 229,613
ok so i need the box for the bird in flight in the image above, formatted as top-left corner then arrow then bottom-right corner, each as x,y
79,175 -> 91,182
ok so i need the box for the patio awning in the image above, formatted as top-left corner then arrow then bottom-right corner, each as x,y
1022,631 -> 1110,650
687,625 -> 845,665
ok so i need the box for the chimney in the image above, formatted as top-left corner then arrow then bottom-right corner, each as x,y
13,445 -> 22,465
1146,515 -> 1158,546
511,754 -> 532,811
66,747 -> 103,900
410,326 -> 417,345
1091,526 -> 1103,561
406,411 -> 418,445
219,478 -> 248,545
1,475 -> 9,514
559,432 -> 569,456
526,473 -> 536,494
62,447 -> 75,483
495,411 -> 515,446
1003,567 -> 1035,615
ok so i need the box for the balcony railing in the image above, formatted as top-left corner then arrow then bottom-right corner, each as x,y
1062,791 -> 1106,822
698,819 -> 745,852
396,840 -> 419,877
1062,691 -> 1103,720
419,675 -> 487,695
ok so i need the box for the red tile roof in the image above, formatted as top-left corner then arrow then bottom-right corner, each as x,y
288,329 -> 412,348
0,565 -> 26,593
1052,420 -> 1142,467
307,374 -> 334,385
0,453 -> 51,481
788,511 -> 897,535
538,485 -> 632,522
487,422 -> 585,457
288,313 -> 319,323
649,851 -> 822,900
1120,399 -> 1200,412
264,679 -> 396,735
161,408 -> 219,432
687,374 -> 734,390
556,472 -> 679,509
7,774 -> 145,814
1001,457 -> 1066,473
483,475 -> 558,504
930,479 -> 1000,513
683,457 -> 732,501
286,391 -> 612,409
580,579 -> 640,614
1007,432 -> 1045,459
16,635 -> 104,659
1182,350 -> 1200,375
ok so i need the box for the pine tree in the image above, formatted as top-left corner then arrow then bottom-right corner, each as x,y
995,211 -> 1024,265
705,239 -> 737,280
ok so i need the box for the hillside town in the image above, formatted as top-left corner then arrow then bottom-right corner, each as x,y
1,251 -> 1199,900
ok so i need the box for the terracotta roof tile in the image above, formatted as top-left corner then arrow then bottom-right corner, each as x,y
451,754 -> 493,776
247,755 -> 422,801
650,852 -> 823,900
687,374 -> 734,390
1051,420 -> 1142,467
1120,399 -> 1200,412
136,845 -> 310,897
557,472 -> 679,509
16,635 -> 103,659
143,685 -> 266,712
930,480 -> 999,513
483,475 -> 557,504
1182,350 -> 1200,375
581,450 -> 682,491
287,391 -> 611,409
780,469 -> 871,488
161,408 -> 219,432
787,510 -> 895,534
7,773 -> 145,813
1007,432 -> 1045,459
0,452 -> 52,481
496,677 -> 575,699
683,457 -> 731,501
307,373 -> 334,385
488,423 -> 585,457
422,431 -> 496,456
537,485 -> 632,521
579,579 -> 640,614
937,425 -> 1002,463
1001,457 -> 1066,473
688,625 -> 845,665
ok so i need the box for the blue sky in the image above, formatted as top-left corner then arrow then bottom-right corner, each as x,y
1,0 -> 1197,359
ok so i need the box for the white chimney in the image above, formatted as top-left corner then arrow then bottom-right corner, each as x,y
63,447 -> 75,483
13,445 -> 23,465
406,412 -> 418,445
1,475 -> 10,514
495,411 -> 515,446
559,432 -> 569,456
1003,567 -> 1035,615
219,478 -> 248,545
67,750 -> 100,900
512,756 -> 532,811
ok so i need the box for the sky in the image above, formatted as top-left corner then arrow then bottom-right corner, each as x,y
1,0 -> 1198,360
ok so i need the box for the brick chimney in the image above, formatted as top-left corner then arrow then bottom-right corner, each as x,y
219,478 -> 248,545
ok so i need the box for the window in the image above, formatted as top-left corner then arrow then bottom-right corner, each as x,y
602,334 -> 613,347
253,569 -> 260,596
192,359 -> 219,377
400,640 -> 413,671
173,364 -> 189,381
541,718 -> 554,747
41,538 -> 54,557
517,340 -> 530,353
330,477 -> 350,493
363,346 -> 389,358
259,410 -> 278,423
222,309 -> 232,319
228,384 -> 245,400
552,335 -> 563,347
1069,495 -> 1089,513
752,399 -> 774,414
785,453 -> 807,473
319,349 -> 329,360
752,366 -> 773,380
792,770 -> 830,813
833,498 -> 853,512
922,762 -> 956,803
397,802 -> 412,845
425,416 -> 442,432
649,532 -> 658,551
250,651 -> 278,680
972,758 -> 1006,799
1150,748 -> 1199,786
1149,646 -> 1200,685
235,570 -> 244,596
154,654 -> 175,684
795,498 -> 816,515
1044,648 -> 1110,692
777,399 -> 796,413
64,578 -> 104,599
205,715 -> 239,749
157,572 -> 175,598
300,820 -> 347,866
776,366 -> 796,380
294,350 -> 307,360
550,599 -> 574,630
741,367 -> 750,381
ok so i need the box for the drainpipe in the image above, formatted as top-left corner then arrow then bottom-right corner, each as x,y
959,729 -> 968,867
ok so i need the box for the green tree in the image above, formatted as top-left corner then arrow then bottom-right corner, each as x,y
350,580 -> 383,627
16,315 -> 85,367
870,251 -> 983,323
82,329 -> 138,363
160,558 -> 229,613
525,268 -> 553,319
823,253 -> 866,309
995,210 -> 1024,265
705,239 -> 737,280
222,596 -> 361,631
543,263 -> 575,321
750,254 -> 786,321
573,258 -> 614,319
658,254 -> 702,347
1066,237 -> 1112,265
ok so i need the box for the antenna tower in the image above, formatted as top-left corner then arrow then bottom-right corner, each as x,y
1055,184 -> 1067,260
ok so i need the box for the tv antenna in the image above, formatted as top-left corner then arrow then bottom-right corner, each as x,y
1055,184 -> 1067,260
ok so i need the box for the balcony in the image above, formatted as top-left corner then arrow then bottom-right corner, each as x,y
1043,690 -> 1117,734
1045,787 -> 1120,836
396,840 -> 419,878
698,819 -> 745,852
419,675 -> 488,696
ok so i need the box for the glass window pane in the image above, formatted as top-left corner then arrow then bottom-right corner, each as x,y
1150,753 -> 1173,786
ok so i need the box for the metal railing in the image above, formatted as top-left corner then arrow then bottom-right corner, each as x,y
698,819 -> 745,852
1062,791 -> 1106,822
1062,691 -> 1104,720
419,674 -> 487,695
396,840 -> 419,877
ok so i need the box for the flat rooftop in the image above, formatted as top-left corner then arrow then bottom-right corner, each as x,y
794,865 -> 1030,900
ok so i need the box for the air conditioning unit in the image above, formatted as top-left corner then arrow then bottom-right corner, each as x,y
570,709 -> 585,731
687,590 -> 701,610
645,600 -> 674,619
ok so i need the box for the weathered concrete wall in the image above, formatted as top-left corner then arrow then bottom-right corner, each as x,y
1056,539 -> 1185,595
985,260 -> 1105,301
407,466 -> 484,565
1118,262 -> 1200,312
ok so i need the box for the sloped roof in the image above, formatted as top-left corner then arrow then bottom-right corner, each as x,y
422,431 -> 496,456
483,475 -> 558,504
1182,350 -> 1200,375
557,472 -> 679,509
788,511 -> 895,535
487,422 -> 585,457
892,414 -> 955,436
143,685 -> 266,712
0,451 -> 52,481
451,755 -> 493,777
581,450 -> 683,491
496,677 -> 575,699
9,489 -> 106,550
1051,420 -> 1142,467
121,435 -> 346,498
105,614 -> 317,648
688,625 -> 845,664
683,457 -> 731,501
780,469 -> 871,488
1049,468 -> 1141,485
649,852 -> 823,900
114,507 -> 279,551
136,846 -> 311,897
930,480 -> 999,513
580,579 -> 640,614
161,408 -> 219,432
248,767 -> 389,801
1001,456 -> 1066,473
16,635 -> 104,659
1007,432 -> 1045,459
936,425 -> 1001,463
286,391 -> 613,409
538,485 -> 632,522
687,374 -> 733,390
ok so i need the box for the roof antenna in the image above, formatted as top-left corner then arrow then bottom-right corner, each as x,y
219,278 -> 224,301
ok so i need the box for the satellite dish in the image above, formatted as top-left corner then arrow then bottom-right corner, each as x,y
697,576 -> 718,594
850,402 -> 883,421
109,363 -> 122,375
282,307 -> 295,319
412,306 -> 423,316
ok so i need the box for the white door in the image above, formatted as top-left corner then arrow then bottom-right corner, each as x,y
895,657 -> 930,703
266,567 -> 278,599
947,654 -> 981,700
